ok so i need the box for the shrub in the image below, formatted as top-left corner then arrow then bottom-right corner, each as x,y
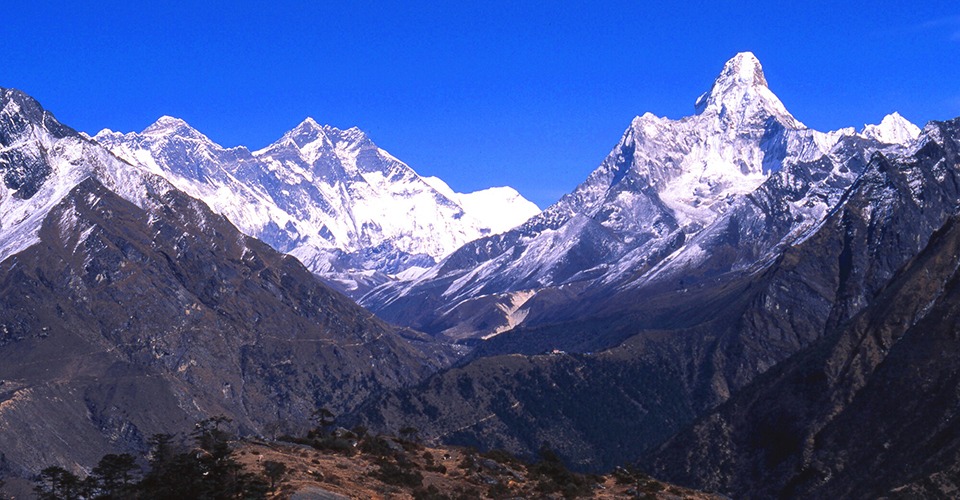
371,458 -> 424,488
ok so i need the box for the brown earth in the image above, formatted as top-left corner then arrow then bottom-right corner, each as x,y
234,438 -> 723,499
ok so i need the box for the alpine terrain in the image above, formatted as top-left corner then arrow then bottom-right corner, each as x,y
0,87 -> 451,479
647,117 -> 960,498
94,118 -> 539,296
3,49 -> 959,500
350,53 -> 960,500
361,52 -> 919,340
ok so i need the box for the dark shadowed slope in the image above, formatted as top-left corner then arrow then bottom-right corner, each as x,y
648,210 -> 960,499
353,118 -> 960,474
0,89 -> 451,478
361,53 -> 912,342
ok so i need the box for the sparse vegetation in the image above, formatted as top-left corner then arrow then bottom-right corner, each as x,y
32,417 -> 268,500
529,444 -> 599,498
26,419 -> 717,499
370,456 -> 424,487
261,460 -> 287,491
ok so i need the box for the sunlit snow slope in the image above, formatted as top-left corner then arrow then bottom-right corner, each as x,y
362,52 -> 922,339
95,118 -> 540,295
0,88 -> 174,265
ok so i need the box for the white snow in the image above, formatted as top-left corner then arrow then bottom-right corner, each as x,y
93,116 -> 541,285
0,91 -> 177,265
363,52 -> 925,338
861,112 -> 922,146
423,176 -> 540,234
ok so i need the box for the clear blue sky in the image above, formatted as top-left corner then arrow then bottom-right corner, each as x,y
3,1 -> 959,207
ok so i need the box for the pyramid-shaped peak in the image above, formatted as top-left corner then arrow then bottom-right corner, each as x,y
696,52 -> 769,111
289,118 -> 368,139
287,118 -> 368,142
281,117 -> 326,139
861,112 -> 921,145
694,52 -> 801,129
272,117 -> 335,153
142,115 -> 198,135
879,112 -> 916,129
296,117 -> 322,131
154,115 -> 188,127
718,52 -> 768,89
258,119 -> 373,157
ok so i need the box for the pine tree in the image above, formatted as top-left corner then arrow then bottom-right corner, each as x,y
89,453 -> 139,498
33,466 -> 83,500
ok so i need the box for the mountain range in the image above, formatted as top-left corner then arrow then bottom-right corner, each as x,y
350,53 -> 960,499
0,88 -> 460,478
2,51 -> 960,499
94,116 -> 539,296
360,52 -> 920,340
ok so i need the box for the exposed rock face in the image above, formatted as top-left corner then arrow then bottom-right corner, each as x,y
361,52 -> 909,341
94,116 -> 539,297
354,119 -> 960,476
0,87 -> 173,265
647,119 -> 960,499
0,90 -> 451,477
2,52 -> 957,499
0,176 -> 448,476
0,89 -> 69,199
348,56 -> 945,479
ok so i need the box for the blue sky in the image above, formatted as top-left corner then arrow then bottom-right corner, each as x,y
3,1 -> 959,207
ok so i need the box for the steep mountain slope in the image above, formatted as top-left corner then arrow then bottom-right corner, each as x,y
2,50 -> 950,496
648,129 -> 960,499
353,117 -> 960,473
360,84 -> 960,474
0,89 -> 172,264
362,52 -> 918,339
94,118 -> 539,295
0,89 -> 450,477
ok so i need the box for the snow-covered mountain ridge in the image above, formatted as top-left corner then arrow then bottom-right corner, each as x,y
94,117 -> 540,294
422,176 -> 539,234
362,52 -> 923,339
0,88 -> 175,265
861,111 -> 922,145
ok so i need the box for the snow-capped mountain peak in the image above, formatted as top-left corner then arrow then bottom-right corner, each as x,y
361,53 -> 884,338
0,87 -> 177,264
299,116 -> 321,129
861,112 -> 921,145
95,116 -> 219,154
136,116 -> 217,145
700,52 -> 769,97
143,115 -> 190,132
95,116 -> 250,186
422,176 -> 541,234
93,114 -> 540,294
277,119 -> 370,147
256,119 -> 379,171
592,53 -> 826,232
695,52 -> 802,129
269,117 -> 332,152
